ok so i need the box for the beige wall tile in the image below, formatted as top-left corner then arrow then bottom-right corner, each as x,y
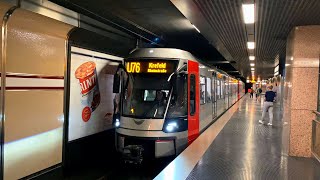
6,8 -> 73,76
5,90 -> 64,143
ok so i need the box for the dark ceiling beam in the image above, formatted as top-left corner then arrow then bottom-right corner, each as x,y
227,71 -> 240,73
211,61 -> 231,64
170,0 -> 234,62
50,0 -> 165,46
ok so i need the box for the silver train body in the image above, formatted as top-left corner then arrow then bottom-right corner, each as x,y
115,48 -> 245,159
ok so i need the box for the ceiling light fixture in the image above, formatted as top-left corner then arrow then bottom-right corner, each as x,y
242,4 -> 255,24
250,63 -> 255,66
192,24 -> 200,33
247,42 -> 255,49
251,68 -> 254,70
249,56 -> 255,60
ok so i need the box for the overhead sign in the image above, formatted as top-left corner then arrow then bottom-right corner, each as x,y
217,73 -> 223,79
125,60 -> 176,74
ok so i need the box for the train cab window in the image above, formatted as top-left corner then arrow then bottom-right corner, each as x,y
167,74 -> 188,118
200,76 -> 206,104
190,74 -> 196,115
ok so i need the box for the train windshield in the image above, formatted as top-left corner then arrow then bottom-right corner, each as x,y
121,60 -> 187,119
122,73 -> 171,119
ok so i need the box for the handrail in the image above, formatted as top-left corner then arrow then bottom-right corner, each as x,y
313,110 -> 320,118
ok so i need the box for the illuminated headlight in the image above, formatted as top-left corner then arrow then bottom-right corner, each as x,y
166,122 -> 178,132
115,119 -> 120,127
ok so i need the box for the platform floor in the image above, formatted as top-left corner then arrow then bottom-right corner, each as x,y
157,95 -> 320,180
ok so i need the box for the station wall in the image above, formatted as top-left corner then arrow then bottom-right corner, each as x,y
0,1 -> 137,179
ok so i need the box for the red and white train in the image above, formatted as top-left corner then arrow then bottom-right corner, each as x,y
113,48 -> 244,161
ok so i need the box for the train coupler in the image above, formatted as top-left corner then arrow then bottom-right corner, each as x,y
121,145 -> 144,164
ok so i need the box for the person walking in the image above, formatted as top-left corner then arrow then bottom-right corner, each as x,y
256,86 -> 262,102
259,85 -> 276,126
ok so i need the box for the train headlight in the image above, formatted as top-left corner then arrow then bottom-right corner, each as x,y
163,118 -> 187,133
166,122 -> 178,132
115,119 -> 120,127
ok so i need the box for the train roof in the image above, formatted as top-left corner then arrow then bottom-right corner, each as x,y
128,48 -> 198,61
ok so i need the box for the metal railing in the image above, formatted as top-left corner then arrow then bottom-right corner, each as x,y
312,111 -> 320,162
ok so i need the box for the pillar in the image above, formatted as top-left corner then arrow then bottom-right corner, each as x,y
283,26 -> 320,157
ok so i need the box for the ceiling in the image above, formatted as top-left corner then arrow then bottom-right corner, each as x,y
171,0 -> 320,79
52,0 -> 320,80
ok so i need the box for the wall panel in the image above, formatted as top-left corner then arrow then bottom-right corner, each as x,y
3,7 -> 73,180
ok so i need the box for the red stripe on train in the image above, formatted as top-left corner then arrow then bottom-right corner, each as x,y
187,60 -> 200,144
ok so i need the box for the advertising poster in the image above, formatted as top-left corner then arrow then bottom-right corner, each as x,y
68,47 -> 122,141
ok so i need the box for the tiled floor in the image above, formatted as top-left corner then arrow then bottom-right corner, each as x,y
186,96 -> 320,180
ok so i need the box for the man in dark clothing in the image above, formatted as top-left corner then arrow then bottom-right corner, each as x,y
259,85 -> 276,126
249,88 -> 254,98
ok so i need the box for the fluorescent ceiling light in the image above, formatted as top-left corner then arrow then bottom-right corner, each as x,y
250,63 -> 255,66
247,42 -> 255,49
242,4 -> 255,24
251,68 -> 255,70
192,24 -> 200,33
249,56 -> 255,60
251,71 -> 255,74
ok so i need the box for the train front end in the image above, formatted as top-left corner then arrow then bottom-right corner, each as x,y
115,49 -> 191,162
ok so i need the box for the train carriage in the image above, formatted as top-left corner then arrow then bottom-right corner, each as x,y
113,48 -> 244,161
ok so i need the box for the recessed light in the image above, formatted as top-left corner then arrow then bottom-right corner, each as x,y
249,56 -> 255,60
250,63 -> 255,66
242,4 -> 255,24
247,42 -> 255,49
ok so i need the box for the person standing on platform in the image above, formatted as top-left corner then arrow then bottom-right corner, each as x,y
249,87 -> 254,98
259,85 -> 276,126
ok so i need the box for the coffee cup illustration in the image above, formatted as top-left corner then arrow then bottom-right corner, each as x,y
75,61 -> 101,122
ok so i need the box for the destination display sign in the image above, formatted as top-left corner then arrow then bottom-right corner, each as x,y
125,60 -> 176,74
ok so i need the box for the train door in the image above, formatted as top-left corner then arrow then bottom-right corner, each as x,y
187,60 -> 199,143
223,76 -> 228,110
212,73 -> 217,118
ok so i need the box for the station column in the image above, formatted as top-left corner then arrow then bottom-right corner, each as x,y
283,26 -> 320,157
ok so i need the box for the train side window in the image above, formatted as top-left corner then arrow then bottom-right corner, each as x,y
200,76 -> 206,104
206,77 -> 212,103
190,74 -> 196,115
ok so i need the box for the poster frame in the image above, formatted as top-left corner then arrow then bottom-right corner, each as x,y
62,41 -> 123,173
